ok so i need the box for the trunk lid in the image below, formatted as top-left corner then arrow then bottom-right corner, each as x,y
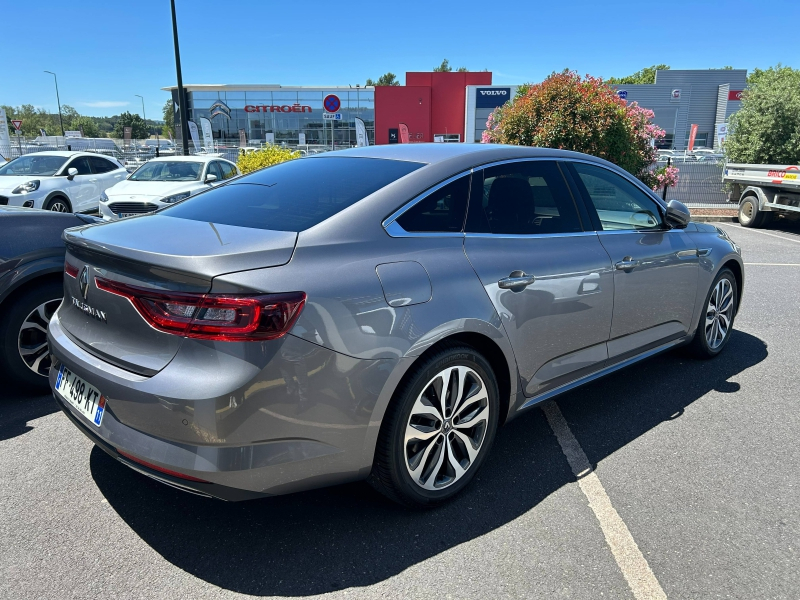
59,215 -> 297,375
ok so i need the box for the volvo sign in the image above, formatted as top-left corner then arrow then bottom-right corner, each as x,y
476,88 -> 511,109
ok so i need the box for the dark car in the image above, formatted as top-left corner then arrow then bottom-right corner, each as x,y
0,206 -> 100,389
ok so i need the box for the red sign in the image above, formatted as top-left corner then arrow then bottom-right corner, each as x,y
11,120 -> 22,131
244,104 -> 311,113
728,90 -> 743,101
687,124 -> 699,151
399,123 -> 409,144
323,94 -> 341,113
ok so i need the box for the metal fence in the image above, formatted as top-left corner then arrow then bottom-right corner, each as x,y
653,158 -> 730,207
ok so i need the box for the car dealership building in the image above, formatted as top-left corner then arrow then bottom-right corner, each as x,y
165,68 -> 746,150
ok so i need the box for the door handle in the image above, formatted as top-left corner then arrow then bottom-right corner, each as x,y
498,271 -> 536,289
615,257 -> 639,270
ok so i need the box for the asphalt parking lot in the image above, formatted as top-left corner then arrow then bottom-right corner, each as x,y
2,221 -> 798,600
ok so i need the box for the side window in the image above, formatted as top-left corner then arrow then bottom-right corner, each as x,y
571,163 -> 663,231
66,157 -> 92,176
219,161 -> 238,180
466,160 -> 582,235
206,162 -> 223,181
396,174 -> 470,233
88,157 -> 115,174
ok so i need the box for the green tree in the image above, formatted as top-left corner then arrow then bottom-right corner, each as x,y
70,116 -> 100,138
433,58 -> 452,72
725,65 -> 800,164
112,111 -> 149,139
366,72 -> 400,86
456,66 -> 469,72
606,64 -> 670,85
482,71 -> 665,187
162,99 -> 174,137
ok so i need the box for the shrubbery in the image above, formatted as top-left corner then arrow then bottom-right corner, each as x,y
236,146 -> 301,174
482,71 -> 668,189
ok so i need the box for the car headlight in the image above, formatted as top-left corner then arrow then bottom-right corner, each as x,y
100,191 -> 109,203
12,180 -> 40,194
161,192 -> 191,204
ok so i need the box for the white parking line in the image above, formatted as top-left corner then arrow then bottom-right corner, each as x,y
543,402 -> 667,600
743,263 -> 800,266
716,223 -> 800,244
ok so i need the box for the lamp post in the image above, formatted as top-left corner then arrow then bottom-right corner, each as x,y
135,94 -> 147,139
170,0 -> 190,156
44,71 -> 64,136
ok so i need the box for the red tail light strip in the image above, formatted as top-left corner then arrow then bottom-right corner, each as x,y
65,261 -> 79,278
94,277 -> 306,342
117,449 -> 210,483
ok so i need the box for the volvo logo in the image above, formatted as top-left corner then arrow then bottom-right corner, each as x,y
479,90 -> 507,96
79,266 -> 90,300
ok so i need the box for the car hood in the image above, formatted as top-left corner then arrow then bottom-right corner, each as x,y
0,175 -> 53,192
105,179 -> 203,200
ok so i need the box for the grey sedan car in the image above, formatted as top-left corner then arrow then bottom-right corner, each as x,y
48,144 -> 743,507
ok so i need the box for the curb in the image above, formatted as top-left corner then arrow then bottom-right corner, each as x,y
690,216 -> 739,223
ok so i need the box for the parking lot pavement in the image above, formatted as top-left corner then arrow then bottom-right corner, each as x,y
1,221 -> 799,600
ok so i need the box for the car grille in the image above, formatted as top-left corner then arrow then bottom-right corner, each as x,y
108,202 -> 159,214
0,196 -> 8,206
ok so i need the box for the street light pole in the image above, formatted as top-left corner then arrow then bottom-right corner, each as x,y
44,71 -> 64,136
170,0 -> 190,156
135,94 -> 147,139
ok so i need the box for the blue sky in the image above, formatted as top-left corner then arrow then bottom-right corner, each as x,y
6,0 -> 797,118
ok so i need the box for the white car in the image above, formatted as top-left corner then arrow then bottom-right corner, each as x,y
99,155 -> 240,221
0,151 -> 127,213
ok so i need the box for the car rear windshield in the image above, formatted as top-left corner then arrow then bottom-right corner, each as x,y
0,155 -> 68,176
161,157 -> 425,231
129,161 -> 203,181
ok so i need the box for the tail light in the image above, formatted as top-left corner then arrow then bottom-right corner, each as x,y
95,277 -> 305,341
117,449 -> 209,483
65,261 -> 78,278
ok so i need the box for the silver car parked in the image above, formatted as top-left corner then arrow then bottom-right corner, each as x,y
48,144 -> 743,507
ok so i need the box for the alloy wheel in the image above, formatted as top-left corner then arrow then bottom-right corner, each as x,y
18,298 -> 61,376
404,366 -> 490,490
49,201 -> 69,212
705,278 -> 734,349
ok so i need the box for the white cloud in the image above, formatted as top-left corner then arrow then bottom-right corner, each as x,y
79,101 -> 130,108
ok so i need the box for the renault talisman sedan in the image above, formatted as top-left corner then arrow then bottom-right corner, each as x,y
48,144 -> 743,507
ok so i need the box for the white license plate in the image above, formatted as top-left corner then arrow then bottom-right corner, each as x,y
55,365 -> 106,426
117,212 -> 139,218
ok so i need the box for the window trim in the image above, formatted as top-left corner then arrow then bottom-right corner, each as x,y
382,170 -> 473,238
564,159 -> 669,233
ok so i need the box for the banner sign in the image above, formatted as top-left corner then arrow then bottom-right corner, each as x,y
399,123 -> 409,144
354,117 -> 368,147
265,132 -> 275,145
728,90 -> 743,101
687,124 -> 699,151
475,88 -> 511,109
199,117 -> 213,150
0,108 -> 10,160
298,132 -> 306,145
123,126 -> 132,142
239,129 -> 247,147
716,123 -> 729,147
188,121 -> 200,151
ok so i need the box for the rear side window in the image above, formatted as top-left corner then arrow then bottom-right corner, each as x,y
88,156 -> 116,173
466,160 -> 582,235
396,174 -> 470,233
162,157 -> 423,231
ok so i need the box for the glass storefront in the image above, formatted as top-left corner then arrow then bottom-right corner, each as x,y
177,87 -> 375,147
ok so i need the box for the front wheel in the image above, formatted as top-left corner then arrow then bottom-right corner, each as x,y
738,196 -> 771,228
44,196 -> 71,213
687,268 -> 738,359
370,345 -> 499,508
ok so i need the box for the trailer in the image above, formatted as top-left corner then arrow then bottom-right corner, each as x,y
724,163 -> 800,227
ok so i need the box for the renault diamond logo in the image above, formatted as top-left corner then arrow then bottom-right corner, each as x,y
79,266 -> 90,300
209,100 -> 231,119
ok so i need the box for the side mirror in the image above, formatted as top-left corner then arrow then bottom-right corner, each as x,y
67,167 -> 78,180
204,173 -> 218,184
665,199 -> 690,229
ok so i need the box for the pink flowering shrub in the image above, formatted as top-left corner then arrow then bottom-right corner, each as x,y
650,165 -> 679,191
482,71 -> 675,188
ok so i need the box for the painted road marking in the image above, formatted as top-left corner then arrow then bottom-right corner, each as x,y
543,402 -> 667,600
743,263 -> 800,266
716,223 -> 800,245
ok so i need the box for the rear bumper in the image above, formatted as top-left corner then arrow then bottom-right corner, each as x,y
48,310 -> 396,500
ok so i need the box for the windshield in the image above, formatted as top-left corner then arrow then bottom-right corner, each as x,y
162,157 -> 425,232
129,161 -> 203,181
0,155 -> 68,176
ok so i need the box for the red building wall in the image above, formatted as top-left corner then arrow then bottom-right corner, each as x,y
375,71 -> 492,144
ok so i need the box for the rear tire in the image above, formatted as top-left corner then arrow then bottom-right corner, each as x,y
44,196 -> 71,213
369,344 -> 499,508
687,268 -> 737,359
738,196 -> 770,228
0,280 -> 63,391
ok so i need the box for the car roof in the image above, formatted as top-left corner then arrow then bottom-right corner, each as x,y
17,150 -> 84,158
313,143 -> 604,166
146,155 -> 234,164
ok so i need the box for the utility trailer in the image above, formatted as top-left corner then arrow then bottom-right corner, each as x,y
724,163 -> 800,227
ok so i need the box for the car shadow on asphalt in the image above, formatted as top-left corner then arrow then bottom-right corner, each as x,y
89,330 -> 767,597
0,389 -> 59,442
